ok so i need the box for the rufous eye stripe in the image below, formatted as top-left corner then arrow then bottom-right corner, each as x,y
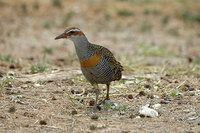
66,31 -> 85,37
73,31 -> 85,36
80,53 -> 101,68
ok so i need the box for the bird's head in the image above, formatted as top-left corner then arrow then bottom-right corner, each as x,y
55,27 -> 85,41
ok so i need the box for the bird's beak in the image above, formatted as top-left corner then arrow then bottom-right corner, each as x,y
55,32 -> 68,40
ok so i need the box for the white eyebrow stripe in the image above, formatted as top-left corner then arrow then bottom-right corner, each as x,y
67,29 -> 81,33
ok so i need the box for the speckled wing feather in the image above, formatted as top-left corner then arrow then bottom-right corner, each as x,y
90,44 -> 123,81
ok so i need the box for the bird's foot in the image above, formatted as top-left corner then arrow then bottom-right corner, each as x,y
98,97 -> 110,105
92,105 -> 101,112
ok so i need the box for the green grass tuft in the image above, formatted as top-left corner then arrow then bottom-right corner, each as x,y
62,11 -> 75,26
143,9 -> 160,15
169,28 -> 179,36
139,22 -> 152,32
43,47 -> 54,55
33,0 -> 40,10
0,75 -> 15,94
43,20 -> 51,29
138,43 -> 174,57
117,9 -> 133,17
21,2 -> 27,13
52,0 -> 62,7
170,89 -> 179,97
181,10 -> 200,23
0,54 -> 15,63
30,63 -> 47,74
161,15 -> 170,25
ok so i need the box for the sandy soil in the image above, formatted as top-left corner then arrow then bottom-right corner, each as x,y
0,0 -> 199,132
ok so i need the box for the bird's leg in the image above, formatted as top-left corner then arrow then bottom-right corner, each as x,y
105,83 -> 110,100
98,83 -> 110,105
93,84 -> 100,108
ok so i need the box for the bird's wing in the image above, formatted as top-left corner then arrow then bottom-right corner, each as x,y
91,44 -> 123,80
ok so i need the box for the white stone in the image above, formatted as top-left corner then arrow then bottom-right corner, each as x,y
152,104 -> 161,110
139,106 -> 158,117
153,95 -> 159,98
34,83 -> 40,87
136,116 -> 141,119
187,117 -> 198,121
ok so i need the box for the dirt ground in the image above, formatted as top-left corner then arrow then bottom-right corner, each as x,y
0,0 -> 200,132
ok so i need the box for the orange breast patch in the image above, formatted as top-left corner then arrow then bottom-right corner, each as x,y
80,53 -> 101,68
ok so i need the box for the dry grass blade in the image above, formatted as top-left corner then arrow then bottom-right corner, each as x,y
65,88 -> 78,106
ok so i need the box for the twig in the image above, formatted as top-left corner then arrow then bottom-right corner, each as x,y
41,125 -> 65,131
161,61 -> 169,75
71,118 -> 77,129
74,88 -> 86,96
176,80 -> 187,89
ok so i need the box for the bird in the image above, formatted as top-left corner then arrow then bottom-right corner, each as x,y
55,27 -> 123,108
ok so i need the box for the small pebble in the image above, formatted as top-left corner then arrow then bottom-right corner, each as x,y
8,71 -> 16,76
47,80 -> 54,83
75,90 -> 82,94
119,111 -> 125,115
51,96 -> 56,100
91,114 -> 99,120
9,64 -> 16,69
128,94 -> 133,99
89,100 -> 95,106
21,84 -> 28,89
144,84 -> 151,88
72,110 -> 78,115
8,106 -> 16,113
160,100 -> 168,104
0,71 -> 5,77
24,124 -> 29,127
89,125 -> 96,130
187,57 -> 193,63
129,114 -> 136,119
70,90 -> 75,94
138,91 -> 146,96
25,81 -> 32,84
147,94 -> 154,99
17,100 -> 25,105
188,88 -> 195,91
139,114 -> 145,118
39,120 -> 47,125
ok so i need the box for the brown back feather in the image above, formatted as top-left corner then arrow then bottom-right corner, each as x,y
90,44 -> 123,81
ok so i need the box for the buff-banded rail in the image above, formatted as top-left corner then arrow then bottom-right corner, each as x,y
55,27 -> 123,109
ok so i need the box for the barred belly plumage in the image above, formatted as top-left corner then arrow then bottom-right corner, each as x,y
81,55 -> 113,84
